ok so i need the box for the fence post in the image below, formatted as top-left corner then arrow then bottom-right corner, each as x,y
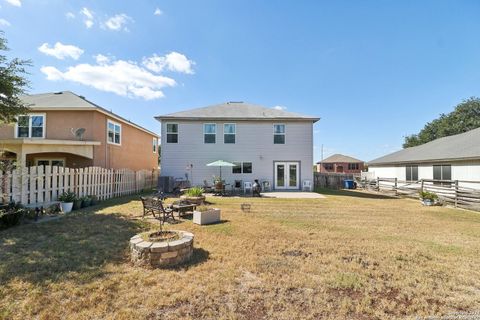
421,179 -> 424,193
376,177 -> 380,191
455,180 -> 459,207
394,178 -> 398,196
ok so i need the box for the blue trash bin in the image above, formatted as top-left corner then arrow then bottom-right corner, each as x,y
344,180 -> 354,189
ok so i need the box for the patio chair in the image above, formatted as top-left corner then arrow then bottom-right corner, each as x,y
244,181 -> 253,195
262,181 -> 271,192
234,180 -> 243,194
203,180 -> 214,193
302,180 -> 312,191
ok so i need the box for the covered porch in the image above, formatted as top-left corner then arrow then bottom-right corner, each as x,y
0,138 -> 101,168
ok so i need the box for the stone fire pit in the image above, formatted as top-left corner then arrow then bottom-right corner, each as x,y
130,230 -> 194,268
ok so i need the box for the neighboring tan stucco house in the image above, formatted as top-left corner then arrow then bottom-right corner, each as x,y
316,154 -> 364,173
368,127 -> 480,189
155,102 -> 319,190
0,91 -> 159,170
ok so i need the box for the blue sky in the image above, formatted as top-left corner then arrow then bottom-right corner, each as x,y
1,0 -> 480,162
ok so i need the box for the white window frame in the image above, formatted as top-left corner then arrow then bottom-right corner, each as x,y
14,113 -> 46,139
273,123 -> 286,144
166,123 -> 178,144
153,137 -> 158,153
223,123 -> 236,144
203,123 -> 217,144
107,119 -> 122,146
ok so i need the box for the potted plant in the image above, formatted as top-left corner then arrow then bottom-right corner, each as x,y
419,191 -> 439,206
58,191 -> 76,213
89,195 -> 99,205
180,187 -> 206,205
193,205 -> 221,225
81,195 -> 92,208
72,197 -> 83,210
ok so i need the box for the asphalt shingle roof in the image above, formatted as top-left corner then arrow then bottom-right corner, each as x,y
369,127 -> 480,165
318,154 -> 364,164
155,102 -> 320,122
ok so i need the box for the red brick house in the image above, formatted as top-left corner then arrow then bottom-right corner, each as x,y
316,154 -> 364,174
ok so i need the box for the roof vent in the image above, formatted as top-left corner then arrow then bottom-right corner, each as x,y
79,95 -> 86,100
54,91 -> 63,95
227,101 -> 243,104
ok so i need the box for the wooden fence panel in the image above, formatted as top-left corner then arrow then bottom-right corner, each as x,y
0,166 -> 159,206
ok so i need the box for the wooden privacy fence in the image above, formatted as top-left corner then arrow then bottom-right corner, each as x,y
314,172 -> 358,189
375,177 -> 480,211
0,166 -> 159,205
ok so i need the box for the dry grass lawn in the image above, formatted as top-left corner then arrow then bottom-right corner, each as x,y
1,189 -> 480,319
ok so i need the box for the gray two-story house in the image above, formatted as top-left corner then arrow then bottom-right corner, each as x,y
155,102 -> 319,191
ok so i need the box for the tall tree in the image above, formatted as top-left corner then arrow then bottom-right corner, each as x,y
403,97 -> 480,148
0,32 -> 30,123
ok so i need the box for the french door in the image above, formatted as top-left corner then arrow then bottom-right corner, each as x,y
275,162 -> 299,190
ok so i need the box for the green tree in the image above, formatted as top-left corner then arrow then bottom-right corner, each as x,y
403,97 -> 480,148
0,32 -> 30,123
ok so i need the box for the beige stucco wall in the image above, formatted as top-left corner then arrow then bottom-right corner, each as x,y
0,110 -> 158,171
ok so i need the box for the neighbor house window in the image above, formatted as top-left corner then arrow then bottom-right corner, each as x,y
274,124 -> 285,144
224,123 -> 236,144
232,162 -> 253,174
35,159 -> 65,167
204,123 -> 216,143
107,120 -> 121,145
348,163 -> 360,170
433,165 -> 451,182
153,137 -> 158,153
323,163 -> 333,170
166,123 -> 178,143
15,114 -> 45,138
406,165 -> 418,181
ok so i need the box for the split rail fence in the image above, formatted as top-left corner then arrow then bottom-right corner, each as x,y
374,177 -> 480,211
1,166 -> 159,206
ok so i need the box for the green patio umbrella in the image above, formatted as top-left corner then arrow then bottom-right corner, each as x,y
206,160 -> 235,181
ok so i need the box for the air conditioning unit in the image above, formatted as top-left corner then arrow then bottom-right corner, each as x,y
158,176 -> 175,193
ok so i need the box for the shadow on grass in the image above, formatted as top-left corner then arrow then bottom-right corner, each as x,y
179,248 -> 210,270
315,188 -> 397,200
0,211 -> 142,285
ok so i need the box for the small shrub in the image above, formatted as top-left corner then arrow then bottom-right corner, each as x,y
185,187 -> 204,197
58,191 -> 77,202
0,203 -> 26,229
419,191 -> 438,201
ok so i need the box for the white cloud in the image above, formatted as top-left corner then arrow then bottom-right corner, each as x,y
0,18 -> 11,27
94,54 -> 110,65
103,13 -> 132,31
4,0 -> 21,7
38,42 -> 84,60
41,58 -> 178,100
80,7 -> 94,28
154,8 -> 163,16
142,52 -> 195,74
273,105 -> 287,111
65,12 -> 75,19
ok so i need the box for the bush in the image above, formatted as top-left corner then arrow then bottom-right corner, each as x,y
185,187 -> 204,197
419,191 -> 438,201
0,203 -> 26,229
58,191 -> 77,202
196,205 -> 210,212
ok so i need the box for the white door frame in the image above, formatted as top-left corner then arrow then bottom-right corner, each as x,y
274,161 -> 300,190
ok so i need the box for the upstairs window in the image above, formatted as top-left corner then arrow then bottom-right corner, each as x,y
107,120 -> 121,145
166,123 -> 178,143
348,163 -> 360,170
323,163 -> 334,170
274,124 -> 285,144
153,137 -> 158,153
16,114 -> 45,138
224,123 -> 236,144
406,165 -> 418,181
204,123 -> 216,144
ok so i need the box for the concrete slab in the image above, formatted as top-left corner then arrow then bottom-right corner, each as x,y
261,192 -> 325,199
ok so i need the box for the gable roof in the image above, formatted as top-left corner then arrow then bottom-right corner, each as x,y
318,154 -> 364,164
20,91 -> 158,137
155,102 -> 320,122
369,127 -> 480,165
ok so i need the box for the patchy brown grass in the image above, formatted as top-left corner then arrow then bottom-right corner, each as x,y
1,189 -> 480,319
